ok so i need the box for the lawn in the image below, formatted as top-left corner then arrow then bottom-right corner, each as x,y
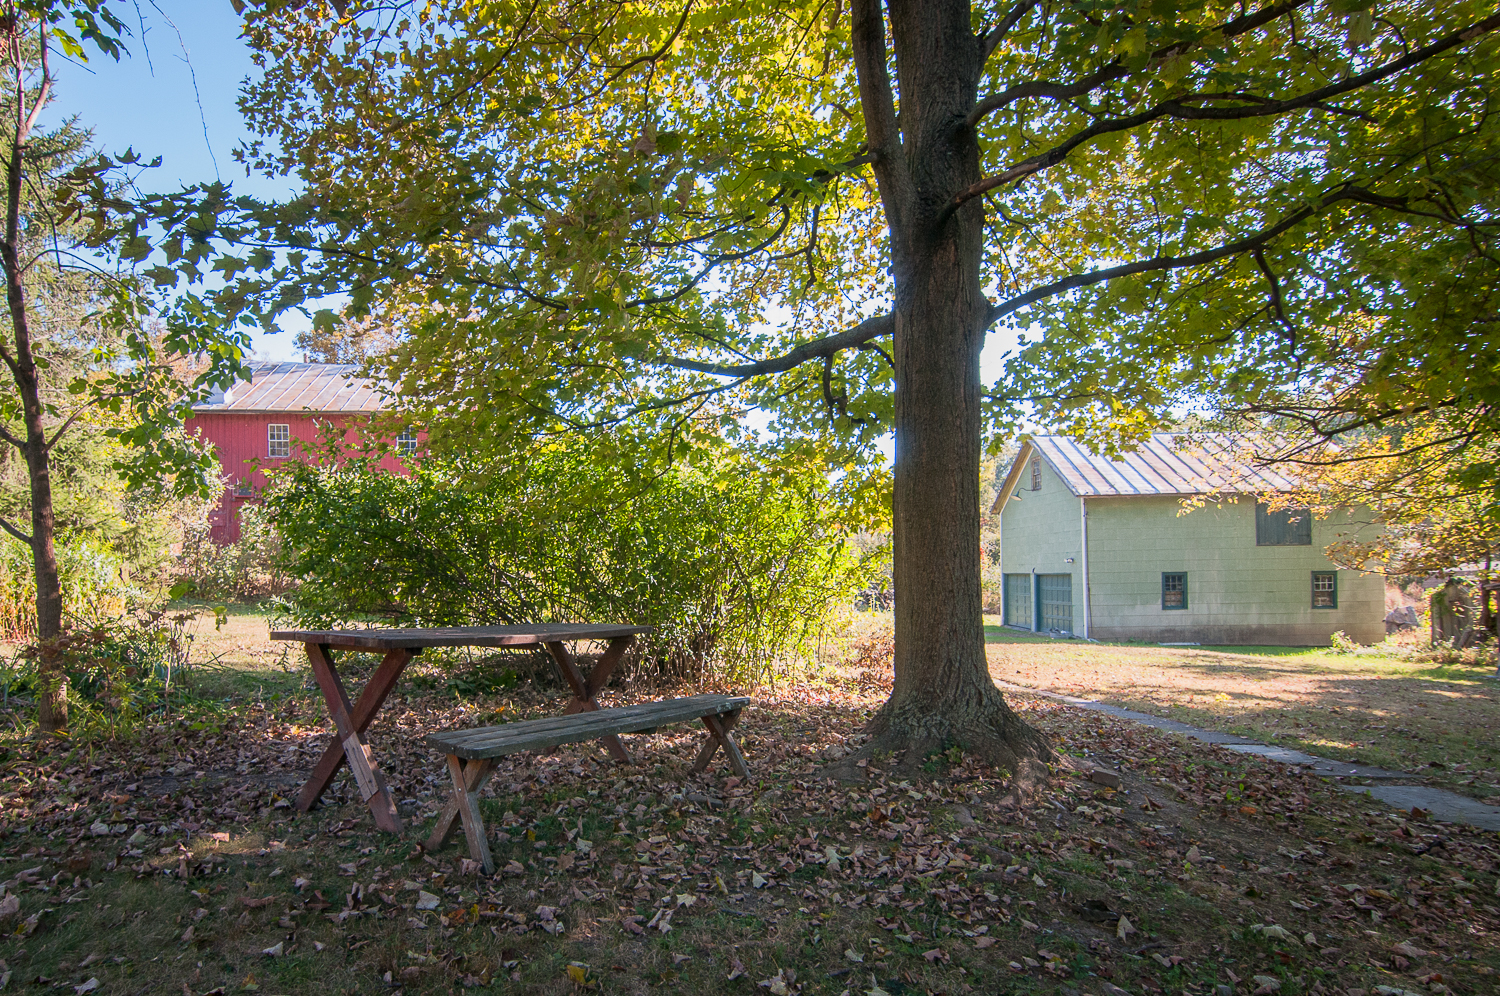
983,619 -> 1500,801
0,606 -> 1497,996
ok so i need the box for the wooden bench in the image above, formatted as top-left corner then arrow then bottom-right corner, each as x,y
423,694 -> 751,873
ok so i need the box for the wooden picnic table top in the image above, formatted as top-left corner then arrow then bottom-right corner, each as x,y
270,624 -> 652,651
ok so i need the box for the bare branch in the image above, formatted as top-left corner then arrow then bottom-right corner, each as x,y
966,63 -> 1128,129
18,21 -> 51,142
662,313 -> 893,378
970,1 -> 1315,128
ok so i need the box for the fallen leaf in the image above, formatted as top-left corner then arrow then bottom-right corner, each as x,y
727,957 -> 746,981
415,891 -> 441,910
73,980 -> 99,995
844,948 -> 864,962
261,942 -> 283,958
1116,915 -> 1136,941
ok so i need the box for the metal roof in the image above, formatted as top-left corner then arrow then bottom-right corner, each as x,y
193,361 -> 386,413
1006,433 -> 1299,500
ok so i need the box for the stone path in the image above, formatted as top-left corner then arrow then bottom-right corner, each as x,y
996,680 -> 1500,832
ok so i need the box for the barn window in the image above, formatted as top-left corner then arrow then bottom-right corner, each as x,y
396,427 -> 419,455
1255,500 -> 1312,545
1030,457 -> 1042,491
267,423 -> 291,458
1162,572 -> 1187,610
1312,571 -> 1338,609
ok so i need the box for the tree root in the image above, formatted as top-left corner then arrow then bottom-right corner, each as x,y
819,689 -> 1054,809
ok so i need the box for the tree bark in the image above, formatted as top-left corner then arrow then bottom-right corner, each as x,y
1,22 -> 66,733
837,0 -> 1050,780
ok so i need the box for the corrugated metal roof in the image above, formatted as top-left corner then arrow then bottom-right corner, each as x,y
193,361 -> 386,413
1026,433 -> 1299,497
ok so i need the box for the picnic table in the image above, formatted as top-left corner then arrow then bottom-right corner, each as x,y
269,624 -> 651,834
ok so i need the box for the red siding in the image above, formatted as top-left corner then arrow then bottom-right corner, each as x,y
185,412 -> 412,543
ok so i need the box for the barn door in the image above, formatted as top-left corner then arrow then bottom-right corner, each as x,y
1037,574 -> 1073,633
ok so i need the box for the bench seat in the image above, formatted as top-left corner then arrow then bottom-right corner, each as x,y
423,694 -> 751,872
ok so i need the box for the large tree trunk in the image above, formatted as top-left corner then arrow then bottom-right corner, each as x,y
841,0 -> 1050,779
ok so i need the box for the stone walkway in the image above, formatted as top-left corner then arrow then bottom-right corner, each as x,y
996,680 -> 1500,832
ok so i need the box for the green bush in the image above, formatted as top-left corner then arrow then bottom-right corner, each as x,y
2,604 -> 225,738
0,537 -> 145,640
264,454 -> 877,684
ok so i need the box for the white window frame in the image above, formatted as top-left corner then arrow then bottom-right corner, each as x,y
396,427 -> 419,455
267,423 -> 291,458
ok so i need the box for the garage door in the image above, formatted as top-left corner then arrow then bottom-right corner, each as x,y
1037,574 -> 1073,633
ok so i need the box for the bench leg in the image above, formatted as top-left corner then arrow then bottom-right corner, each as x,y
690,709 -> 749,778
435,755 -> 497,874
426,754 -> 496,854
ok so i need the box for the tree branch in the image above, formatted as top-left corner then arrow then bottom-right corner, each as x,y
662,313 -> 894,378
953,9 -> 1500,213
0,514 -> 32,546
985,185 -> 1367,324
850,0 -> 912,235
970,1 -> 1314,129
966,63 -> 1128,129
980,0 -> 1039,63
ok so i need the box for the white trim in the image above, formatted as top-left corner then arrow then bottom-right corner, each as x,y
1079,496 -> 1091,640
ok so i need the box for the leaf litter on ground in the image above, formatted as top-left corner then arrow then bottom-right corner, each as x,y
0,666 -> 1496,995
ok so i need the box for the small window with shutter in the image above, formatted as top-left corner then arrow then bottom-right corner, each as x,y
1030,457 -> 1042,491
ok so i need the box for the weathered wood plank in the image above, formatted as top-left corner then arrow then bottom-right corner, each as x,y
426,696 -> 750,760
271,624 -> 652,651
430,696 -> 746,745
306,644 -> 403,833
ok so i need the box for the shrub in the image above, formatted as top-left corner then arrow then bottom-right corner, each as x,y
264,454 -> 878,685
3,604 -> 225,738
173,501 -> 292,600
0,537 -> 144,640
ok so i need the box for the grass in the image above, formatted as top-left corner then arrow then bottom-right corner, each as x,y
983,617 -> 1500,800
1,606 -> 1497,995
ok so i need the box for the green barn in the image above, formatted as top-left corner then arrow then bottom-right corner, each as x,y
991,434 -> 1385,646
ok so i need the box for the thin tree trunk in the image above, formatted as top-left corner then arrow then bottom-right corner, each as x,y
836,0 -> 1050,782
1,18 -> 66,732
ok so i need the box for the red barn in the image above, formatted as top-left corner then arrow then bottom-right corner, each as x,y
186,361 -> 414,543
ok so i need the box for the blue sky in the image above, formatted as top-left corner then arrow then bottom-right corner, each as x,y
43,1 -> 304,361
41,1 -> 1020,386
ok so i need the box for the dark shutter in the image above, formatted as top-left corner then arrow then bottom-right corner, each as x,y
1256,501 -> 1312,546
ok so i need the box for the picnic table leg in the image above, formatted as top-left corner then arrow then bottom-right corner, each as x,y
545,639 -> 632,764
426,755 -> 497,854
690,709 -> 750,778
296,647 -> 413,814
303,643 -> 404,833
432,756 -> 497,873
